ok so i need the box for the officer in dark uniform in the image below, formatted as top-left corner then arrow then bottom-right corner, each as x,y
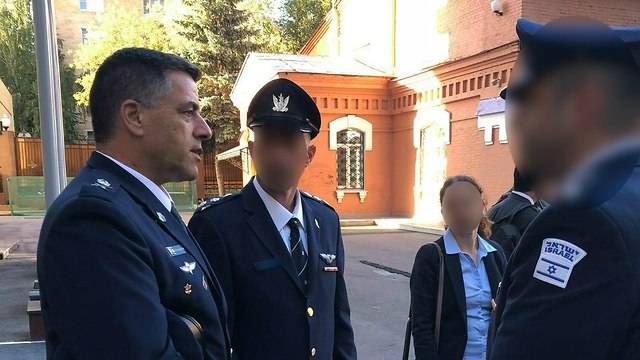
490,18 -> 640,359
489,168 -> 543,257
189,78 -> 357,360
37,48 -> 230,359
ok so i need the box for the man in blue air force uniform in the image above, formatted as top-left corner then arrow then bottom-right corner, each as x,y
189,78 -> 357,360
37,48 -> 230,359
490,18 -> 640,360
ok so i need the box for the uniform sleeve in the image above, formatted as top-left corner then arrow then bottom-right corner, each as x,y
37,196 -> 184,359
490,206 -> 639,360
333,218 -> 358,360
409,245 -> 441,360
188,211 -> 235,331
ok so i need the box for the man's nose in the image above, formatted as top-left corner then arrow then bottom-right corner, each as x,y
194,114 -> 213,141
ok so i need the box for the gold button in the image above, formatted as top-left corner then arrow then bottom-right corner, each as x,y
311,347 -> 316,357
307,307 -> 314,317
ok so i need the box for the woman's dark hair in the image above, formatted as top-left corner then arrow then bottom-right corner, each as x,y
439,175 -> 492,239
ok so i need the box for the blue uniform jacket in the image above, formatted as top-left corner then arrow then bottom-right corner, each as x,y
188,179 -> 357,360
37,152 -> 231,359
490,141 -> 640,359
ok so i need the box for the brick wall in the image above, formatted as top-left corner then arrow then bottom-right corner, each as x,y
523,0 -> 640,25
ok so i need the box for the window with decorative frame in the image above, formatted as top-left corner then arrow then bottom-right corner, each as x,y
336,128 -> 365,190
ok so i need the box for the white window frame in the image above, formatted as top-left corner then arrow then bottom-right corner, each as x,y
80,0 -> 104,12
477,112 -> 508,145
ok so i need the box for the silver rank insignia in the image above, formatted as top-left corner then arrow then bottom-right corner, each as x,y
180,261 -> 196,275
315,218 -> 320,229
320,253 -> 336,264
272,93 -> 289,112
91,178 -> 111,190
156,212 -> 166,223
184,283 -> 192,295
202,275 -> 208,290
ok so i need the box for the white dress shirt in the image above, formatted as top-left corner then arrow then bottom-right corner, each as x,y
511,191 -> 535,205
253,177 -> 308,253
97,151 -> 173,211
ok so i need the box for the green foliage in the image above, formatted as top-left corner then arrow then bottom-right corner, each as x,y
179,0 -> 258,145
0,0 -> 79,140
72,4 -> 185,107
278,0 -> 331,52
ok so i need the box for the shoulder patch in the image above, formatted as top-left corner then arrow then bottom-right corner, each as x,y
301,191 -> 335,211
79,177 -> 120,199
195,192 -> 241,212
533,238 -> 587,289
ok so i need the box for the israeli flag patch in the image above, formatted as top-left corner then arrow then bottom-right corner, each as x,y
533,238 -> 587,289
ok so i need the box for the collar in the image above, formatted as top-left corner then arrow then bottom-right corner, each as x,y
96,151 -> 173,211
560,136 -> 640,200
511,190 -> 535,205
253,177 -> 305,232
443,228 -> 497,258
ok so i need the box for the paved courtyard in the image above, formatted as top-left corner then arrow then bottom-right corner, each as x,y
0,216 -> 436,359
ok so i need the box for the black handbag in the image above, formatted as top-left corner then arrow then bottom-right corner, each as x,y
403,242 -> 445,360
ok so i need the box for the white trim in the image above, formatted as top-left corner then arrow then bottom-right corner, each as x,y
0,340 -> 45,345
336,189 -> 367,203
413,107 -> 451,148
512,191 -> 535,205
329,115 -> 373,151
477,112 -> 508,145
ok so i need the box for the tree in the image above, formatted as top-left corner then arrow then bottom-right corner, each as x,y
179,0 -> 257,146
278,0 -> 331,52
239,0 -> 288,54
0,0 -> 80,140
72,3 -> 185,107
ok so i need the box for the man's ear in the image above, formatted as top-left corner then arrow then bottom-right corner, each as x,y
306,144 -> 317,167
248,140 -> 255,157
120,99 -> 145,137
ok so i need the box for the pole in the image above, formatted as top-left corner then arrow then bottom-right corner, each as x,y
33,0 -> 66,208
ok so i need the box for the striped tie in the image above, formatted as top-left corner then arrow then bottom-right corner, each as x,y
287,218 -> 308,288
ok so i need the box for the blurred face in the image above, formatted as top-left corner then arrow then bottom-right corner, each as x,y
249,126 -> 316,192
441,181 -> 485,235
505,67 -> 577,182
139,71 -> 212,183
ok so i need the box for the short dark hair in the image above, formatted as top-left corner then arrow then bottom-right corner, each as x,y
513,168 -> 533,193
89,47 -> 201,143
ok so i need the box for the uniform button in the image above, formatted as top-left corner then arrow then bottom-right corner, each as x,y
307,307 -> 314,317
310,347 -> 316,357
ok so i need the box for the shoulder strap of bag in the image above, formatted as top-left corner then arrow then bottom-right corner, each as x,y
403,241 -> 445,360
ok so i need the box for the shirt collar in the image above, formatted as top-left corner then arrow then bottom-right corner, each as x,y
253,177 -> 305,232
443,228 -> 497,258
97,151 -> 173,211
511,190 -> 535,205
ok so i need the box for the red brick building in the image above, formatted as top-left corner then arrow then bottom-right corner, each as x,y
228,0 -> 640,226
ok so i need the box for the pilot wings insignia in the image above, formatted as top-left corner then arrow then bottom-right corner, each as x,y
320,253 -> 336,264
272,93 -> 289,112
180,261 -> 196,275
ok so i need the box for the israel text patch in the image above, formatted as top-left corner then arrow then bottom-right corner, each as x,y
533,238 -> 587,289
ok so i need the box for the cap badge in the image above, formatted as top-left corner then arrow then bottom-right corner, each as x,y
272,93 -> 289,112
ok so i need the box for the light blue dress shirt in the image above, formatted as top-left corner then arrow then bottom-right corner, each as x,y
443,229 -> 497,360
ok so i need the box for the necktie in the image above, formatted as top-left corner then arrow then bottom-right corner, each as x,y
287,218 -> 308,288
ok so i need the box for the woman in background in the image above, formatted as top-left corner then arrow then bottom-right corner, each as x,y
410,176 -> 506,360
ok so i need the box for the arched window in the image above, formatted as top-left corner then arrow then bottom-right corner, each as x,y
336,129 -> 365,190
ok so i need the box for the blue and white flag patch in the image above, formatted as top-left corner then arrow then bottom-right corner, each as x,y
166,245 -> 186,257
533,238 -> 587,289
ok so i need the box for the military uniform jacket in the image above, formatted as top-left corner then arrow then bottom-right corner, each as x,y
37,152 -> 231,359
488,192 -> 541,257
490,141 -> 640,360
188,179 -> 357,360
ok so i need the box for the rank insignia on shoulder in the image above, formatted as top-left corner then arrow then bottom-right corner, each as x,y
156,212 -> 166,223
533,238 -> 587,289
91,178 -> 112,190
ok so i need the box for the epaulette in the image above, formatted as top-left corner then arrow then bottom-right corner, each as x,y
79,177 -> 120,200
195,192 -> 241,212
301,191 -> 335,211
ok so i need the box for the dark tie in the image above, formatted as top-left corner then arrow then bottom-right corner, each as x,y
287,218 -> 308,288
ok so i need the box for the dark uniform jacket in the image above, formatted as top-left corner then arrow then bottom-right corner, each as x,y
188,179 -> 357,360
37,152 -> 230,359
411,237 -> 506,360
488,192 -> 541,257
490,141 -> 640,359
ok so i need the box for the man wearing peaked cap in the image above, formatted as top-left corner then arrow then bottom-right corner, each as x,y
189,78 -> 357,360
490,18 -> 640,360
